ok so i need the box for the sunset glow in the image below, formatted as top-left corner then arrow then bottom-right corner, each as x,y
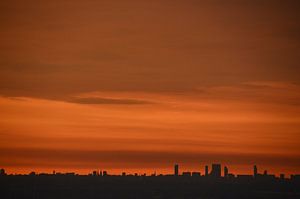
0,0 -> 300,176
1,83 -> 300,175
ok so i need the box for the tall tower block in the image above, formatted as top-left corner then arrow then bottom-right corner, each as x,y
205,165 -> 209,176
224,166 -> 228,177
254,165 -> 258,177
211,164 -> 221,178
174,164 -> 179,176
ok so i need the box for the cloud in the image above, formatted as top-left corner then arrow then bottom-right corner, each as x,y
1,0 -> 300,101
1,147 -> 300,169
242,81 -> 300,89
67,97 -> 153,105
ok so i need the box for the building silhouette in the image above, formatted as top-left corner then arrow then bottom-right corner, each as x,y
174,164 -> 179,176
182,172 -> 191,177
0,168 -> 5,176
103,171 -> 108,176
205,165 -> 209,176
29,171 -> 36,176
210,164 -> 221,178
254,165 -> 258,177
92,170 -> 98,176
224,166 -> 228,177
1,163 -> 299,199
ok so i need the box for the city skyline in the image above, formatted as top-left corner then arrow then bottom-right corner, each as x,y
1,163 -> 299,179
1,164 -> 300,199
1,0 -> 300,178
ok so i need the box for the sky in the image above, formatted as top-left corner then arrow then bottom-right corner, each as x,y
0,0 -> 300,175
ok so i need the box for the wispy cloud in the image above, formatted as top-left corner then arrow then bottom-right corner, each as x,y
1,147 -> 300,169
67,97 -> 153,105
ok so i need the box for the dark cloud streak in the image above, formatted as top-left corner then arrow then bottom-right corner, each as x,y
67,97 -> 153,105
1,147 -> 300,168
0,0 -> 300,100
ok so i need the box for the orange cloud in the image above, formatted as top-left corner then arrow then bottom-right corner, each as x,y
0,82 -> 299,175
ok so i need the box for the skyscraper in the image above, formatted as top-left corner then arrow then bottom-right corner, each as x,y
205,165 -> 209,176
0,168 -> 5,176
224,166 -> 228,177
254,165 -> 258,177
174,164 -> 179,176
103,171 -> 107,176
210,164 -> 221,178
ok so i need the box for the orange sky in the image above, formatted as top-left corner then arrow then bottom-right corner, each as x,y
1,83 -> 300,175
0,0 -> 300,176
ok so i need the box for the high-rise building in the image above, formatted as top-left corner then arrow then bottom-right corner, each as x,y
174,164 -> 179,176
92,171 -> 98,176
103,171 -> 108,176
210,164 -> 221,178
224,166 -> 228,177
205,165 -> 209,176
254,165 -> 258,177
0,168 -> 5,176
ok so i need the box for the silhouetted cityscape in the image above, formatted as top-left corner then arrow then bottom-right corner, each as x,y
1,163 -> 299,180
1,164 -> 300,199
